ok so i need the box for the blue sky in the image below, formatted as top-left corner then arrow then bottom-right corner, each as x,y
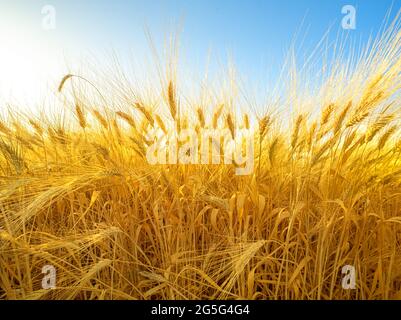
0,0 -> 400,105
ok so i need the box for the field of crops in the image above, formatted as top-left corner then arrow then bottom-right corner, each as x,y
1,18 -> 401,300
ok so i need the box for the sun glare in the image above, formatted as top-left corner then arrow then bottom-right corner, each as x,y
0,18 -> 65,107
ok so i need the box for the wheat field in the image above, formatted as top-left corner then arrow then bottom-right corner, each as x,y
1,17 -> 401,300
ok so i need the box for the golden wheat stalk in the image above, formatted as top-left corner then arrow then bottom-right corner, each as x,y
116,111 -> 136,129
378,125 -> 397,150
226,113 -> 235,139
75,103 -> 87,129
243,113 -> 250,130
259,115 -> 270,140
320,103 -> 335,126
92,110 -> 108,129
197,108 -> 205,128
212,104 -> 224,129
58,74 -> 74,92
28,119 -> 44,136
291,114 -> 304,149
334,101 -> 352,134
133,102 -> 154,127
167,81 -> 177,120
155,114 -> 168,134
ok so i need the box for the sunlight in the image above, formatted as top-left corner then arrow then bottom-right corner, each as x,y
0,17 -> 64,106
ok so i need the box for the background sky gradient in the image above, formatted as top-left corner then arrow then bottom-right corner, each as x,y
0,0 -> 400,106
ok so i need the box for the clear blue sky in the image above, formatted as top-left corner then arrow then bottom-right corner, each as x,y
0,0 -> 400,104
44,0 -> 400,65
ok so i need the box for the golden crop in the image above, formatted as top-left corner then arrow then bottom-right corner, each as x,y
1,19 -> 401,300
